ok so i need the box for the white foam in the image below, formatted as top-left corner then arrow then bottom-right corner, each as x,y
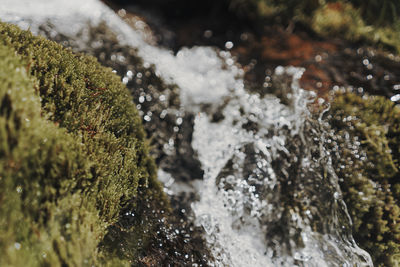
191,66 -> 372,266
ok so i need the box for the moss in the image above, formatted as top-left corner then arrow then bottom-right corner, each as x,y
110,0 -> 400,52
0,21 -> 167,266
35,22 -> 212,265
225,0 -> 400,53
329,92 -> 400,266
311,3 -> 367,41
311,2 -> 400,53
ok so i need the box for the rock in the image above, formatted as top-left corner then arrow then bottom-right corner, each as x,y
0,21 -> 166,266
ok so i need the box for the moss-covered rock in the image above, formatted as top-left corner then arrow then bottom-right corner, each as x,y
224,0 -> 400,53
0,21 -> 167,266
33,21 -> 212,265
329,92 -> 400,266
311,2 -> 367,41
311,2 -> 400,53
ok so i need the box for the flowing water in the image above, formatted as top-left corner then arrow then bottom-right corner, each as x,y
0,1 -> 374,266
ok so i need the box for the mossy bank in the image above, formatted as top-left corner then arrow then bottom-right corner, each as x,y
0,21 -> 168,266
329,92 -> 400,266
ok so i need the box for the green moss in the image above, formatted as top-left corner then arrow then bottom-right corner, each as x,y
0,21 -> 166,266
311,3 -> 367,41
227,0 -> 318,21
227,0 -> 400,53
311,2 -> 400,53
329,92 -> 400,266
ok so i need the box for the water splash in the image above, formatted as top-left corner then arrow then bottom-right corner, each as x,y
187,63 -> 372,266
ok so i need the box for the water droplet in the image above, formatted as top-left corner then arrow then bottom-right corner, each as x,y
16,186 -> 22,194
391,94 -> 400,102
117,9 -> 126,17
334,192 -> 340,199
168,138 -> 174,146
226,58 -> 234,66
160,110 -> 167,119
126,70 -> 133,78
204,30 -> 213,38
225,41 -> 234,50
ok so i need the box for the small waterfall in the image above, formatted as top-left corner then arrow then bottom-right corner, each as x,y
0,1 -> 374,266
188,63 -> 372,266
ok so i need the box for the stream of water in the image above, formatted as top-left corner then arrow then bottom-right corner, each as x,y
0,1 -> 374,266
